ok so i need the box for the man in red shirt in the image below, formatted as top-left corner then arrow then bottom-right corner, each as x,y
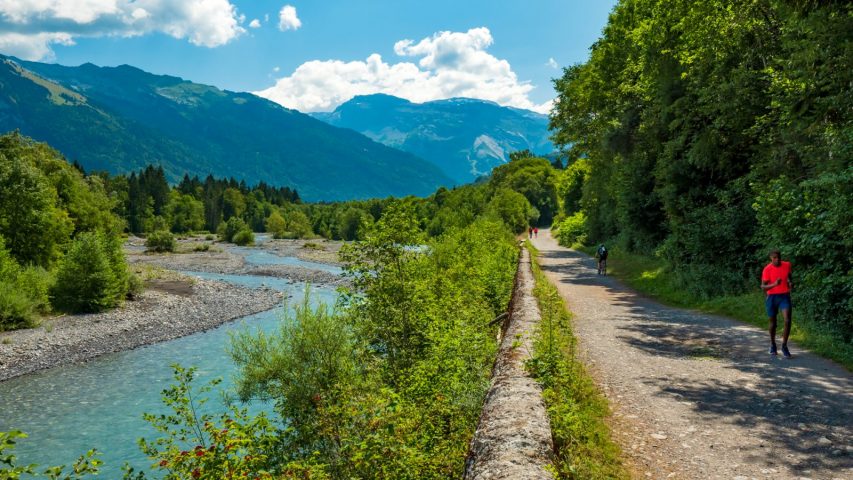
761,250 -> 793,358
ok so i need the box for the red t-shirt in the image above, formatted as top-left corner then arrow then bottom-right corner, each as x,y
762,261 -> 791,295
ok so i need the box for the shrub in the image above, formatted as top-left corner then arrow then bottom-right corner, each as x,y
145,230 -> 175,253
0,239 -> 50,330
265,210 -> 287,238
554,211 -> 588,246
754,169 -> 853,338
193,243 -> 211,252
51,231 -> 128,313
232,229 -> 255,246
218,217 -> 248,243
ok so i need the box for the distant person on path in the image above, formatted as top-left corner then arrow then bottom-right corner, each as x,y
528,226 -> 533,239
534,227 -> 538,238
762,250 -> 793,358
596,244 -> 608,275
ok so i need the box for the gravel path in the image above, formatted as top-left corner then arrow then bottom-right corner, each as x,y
531,230 -> 852,480
0,279 -> 283,382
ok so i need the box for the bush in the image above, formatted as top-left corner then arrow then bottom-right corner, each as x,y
232,229 -> 255,246
218,217 -> 248,243
0,239 -> 50,330
193,243 -> 211,252
754,169 -> 853,338
145,230 -> 175,253
554,211 -> 588,246
265,210 -> 287,238
51,231 -> 129,313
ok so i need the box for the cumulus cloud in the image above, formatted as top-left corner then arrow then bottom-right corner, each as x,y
277,5 -> 301,31
249,18 -> 261,28
255,27 -> 552,114
547,57 -> 558,69
0,0 -> 245,60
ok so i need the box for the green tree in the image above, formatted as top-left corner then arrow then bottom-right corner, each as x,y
165,191 -> 204,233
265,210 -> 287,238
0,143 -> 72,267
51,231 -> 128,313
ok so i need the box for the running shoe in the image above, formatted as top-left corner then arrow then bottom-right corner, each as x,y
781,344 -> 792,359
769,344 -> 777,356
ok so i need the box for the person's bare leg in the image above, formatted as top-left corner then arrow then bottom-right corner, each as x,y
769,315 -> 778,353
781,308 -> 792,346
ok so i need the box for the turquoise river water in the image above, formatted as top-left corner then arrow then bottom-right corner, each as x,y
0,245 -> 340,477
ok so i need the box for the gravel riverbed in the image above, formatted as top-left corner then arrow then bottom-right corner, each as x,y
0,278 -> 283,382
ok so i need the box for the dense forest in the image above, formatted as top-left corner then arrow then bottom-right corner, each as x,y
550,0 -> 852,339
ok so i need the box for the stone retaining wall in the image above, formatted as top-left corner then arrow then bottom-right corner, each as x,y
463,247 -> 554,479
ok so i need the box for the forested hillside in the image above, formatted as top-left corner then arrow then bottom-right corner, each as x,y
550,0 -> 852,340
0,56 -> 451,201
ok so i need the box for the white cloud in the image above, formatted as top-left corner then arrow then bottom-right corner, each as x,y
272,66 -> 280,72
255,27 -> 552,114
277,5 -> 300,31
547,57 -> 558,69
0,0 -> 245,60
249,18 -> 261,28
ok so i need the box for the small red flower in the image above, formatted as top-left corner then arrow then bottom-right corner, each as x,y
192,468 -> 201,478
196,449 -> 204,457
159,460 -> 168,467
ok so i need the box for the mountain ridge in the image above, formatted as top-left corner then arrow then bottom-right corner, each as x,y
0,56 -> 451,201
311,93 -> 555,183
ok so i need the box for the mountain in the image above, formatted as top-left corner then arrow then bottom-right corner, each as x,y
312,94 -> 555,183
0,56 -> 451,201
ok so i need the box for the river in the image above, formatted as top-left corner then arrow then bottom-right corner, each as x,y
0,241 -> 340,477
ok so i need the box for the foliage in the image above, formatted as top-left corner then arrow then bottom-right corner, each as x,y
225,202 -> 518,478
0,134 -> 73,267
51,231 -> 129,313
490,156 -> 559,224
526,251 -> 628,479
218,217 -> 249,243
753,169 -> 853,339
231,229 -> 255,247
145,230 -> 176,253
0,430 -> 102,479
550,0 -> 852,336
553,211 -> 587,247
0,237 -> 50,330
136,365 -> 329,479
264,211 -> 287,238
165,192 -> 204,233
485,188 -> 535,233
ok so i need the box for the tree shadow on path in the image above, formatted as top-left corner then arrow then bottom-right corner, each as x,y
536,245 -> 853,476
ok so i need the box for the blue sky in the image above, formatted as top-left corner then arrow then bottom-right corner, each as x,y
0,1 -> 616,113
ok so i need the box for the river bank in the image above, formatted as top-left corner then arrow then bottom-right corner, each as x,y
126,236 -> 346,286
0,275 -> 283,382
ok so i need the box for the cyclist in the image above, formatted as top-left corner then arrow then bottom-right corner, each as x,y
596,244 -> 608,275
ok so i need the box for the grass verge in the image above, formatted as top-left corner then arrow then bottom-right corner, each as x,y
525,242 -> 628,479
577,245 -> 853,371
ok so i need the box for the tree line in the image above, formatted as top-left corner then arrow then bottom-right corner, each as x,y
550,0 -> 852,339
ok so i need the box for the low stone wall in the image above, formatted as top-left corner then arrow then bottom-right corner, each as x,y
463,248 -> 554,479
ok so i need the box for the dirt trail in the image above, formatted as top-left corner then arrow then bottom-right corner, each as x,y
531,230 -> 852,480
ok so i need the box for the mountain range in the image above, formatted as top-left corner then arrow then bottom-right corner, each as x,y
312,94 -> 554,183
0,55 -> 451,201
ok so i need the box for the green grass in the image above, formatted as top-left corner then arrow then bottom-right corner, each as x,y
577,245 -> 853,371
525,241 -> 628,479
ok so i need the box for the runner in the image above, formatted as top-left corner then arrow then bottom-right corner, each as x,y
761,250 -> 793,358
596,244 -> 608,275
